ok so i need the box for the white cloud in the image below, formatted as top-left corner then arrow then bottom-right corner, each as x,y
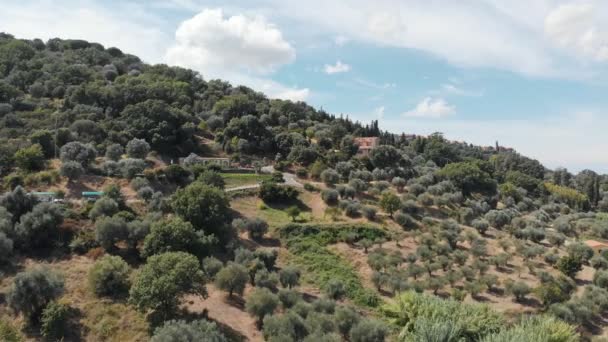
334,35 -> 349,46
545,3 -> 608,62
166,8 -> 295,74
353,78 -> 396,89
373,106 -> 385,119
238,0 -> 558,77
403,97 -> 455,118
166,8 -> 309,101
324,60 -> 351,74
439,83 -> 484,97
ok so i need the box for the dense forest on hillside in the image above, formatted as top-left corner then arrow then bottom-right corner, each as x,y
1,33 -> 608,341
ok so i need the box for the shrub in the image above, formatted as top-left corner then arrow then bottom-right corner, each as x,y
0,320 -> 21,342
130,177 -> 149,191
263,312 -> 308,341
164,164 -> 191,185
472,219 -> 489,235
566,242 -> 593,263
129,252 -> 206,318
278,289 -> 301,308
89,197 -> 119,220
394,213 -> 415,229
321,189 -> 340,205
118,158 -> 146,179
380,192 -> 401,217
556,255 -> 583,278
198,170 -> 225,189
60,141 -> 96,167
382,291 -> 504,340
171,182 -> 231,240
0,232 -> 13,264
7,268 -> 64,324
324,280 -> 346,300
349,320 -> 388,342
40,301 -> 70,340
215,263 -> 249,297
203,257 -> 224,279
233,217 -> 269,241
142,217 -> 209,258
59,160 -> 84,181
246,287 -> 279,326
304,183 -> 318,192
126,138 -> 150,159
480,315 -> 577,342
344,202 -> 360,217
505,280 -> 531,302
296,168 -> 308,178
255,269 -> 279,289
286,206 -> 301,222
321,169 -> 340,186
137,186 -> 154,201
279,266 -> 301,288
361,206 -> 377,221
88,255 -> 130,297
484,210 -> 511,229
594,270 -> 608,289
14,144 -> 45,171
151,319 -> 226,342
14,202 -> 63,249
259,181 -> 299,203
105,143 -> 123,161
95,216 -> 128,251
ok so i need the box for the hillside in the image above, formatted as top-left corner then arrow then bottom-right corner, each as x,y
0,33 -> 607,341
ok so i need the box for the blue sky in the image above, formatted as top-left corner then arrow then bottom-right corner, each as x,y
2,0 -> 608,173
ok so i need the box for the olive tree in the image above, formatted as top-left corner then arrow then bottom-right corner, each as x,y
88,197 -> 119,220
279,266 -> 300,288
349,320 -> 388,342
88,255 -> 130,297
126,138 -> 150,159
94,216 -> 128,251
246,287 -> 279,327
129,252 -> 206,318
380,192 -> 401,218
15,202 -> 63,250
105,143 -> 123,161
151,319 -> 226,342
215,263 -> 248,297
7,268 -> 64,324
60,161 -> 84,181
59,141 -> 96,168
142,217 -> 209,258
171,182 -> 231,241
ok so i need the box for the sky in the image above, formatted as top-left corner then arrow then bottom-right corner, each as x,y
1,0 -> 608,173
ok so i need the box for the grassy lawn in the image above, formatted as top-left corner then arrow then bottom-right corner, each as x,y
221,173 -> 271,188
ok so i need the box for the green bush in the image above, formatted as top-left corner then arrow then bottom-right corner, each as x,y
382,291 -> 504,340
259,181 -> 298,203
40,301 -> 70,340
7,267 -> 64,324
0,320 -> 22,342
151,319 -> 226,342
480,315 -> 577,342
349,320 -> 388,342
88,255 -> 130,297
215,262 -> 248,297
246,287 -> 279,326
129,252 -> 206,319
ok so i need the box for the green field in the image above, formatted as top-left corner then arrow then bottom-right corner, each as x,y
221,173 -> 271,188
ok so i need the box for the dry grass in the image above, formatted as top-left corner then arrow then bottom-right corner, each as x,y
0,255 -> 148,341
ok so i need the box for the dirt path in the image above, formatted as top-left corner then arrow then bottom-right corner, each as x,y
184,286 -> 262,342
